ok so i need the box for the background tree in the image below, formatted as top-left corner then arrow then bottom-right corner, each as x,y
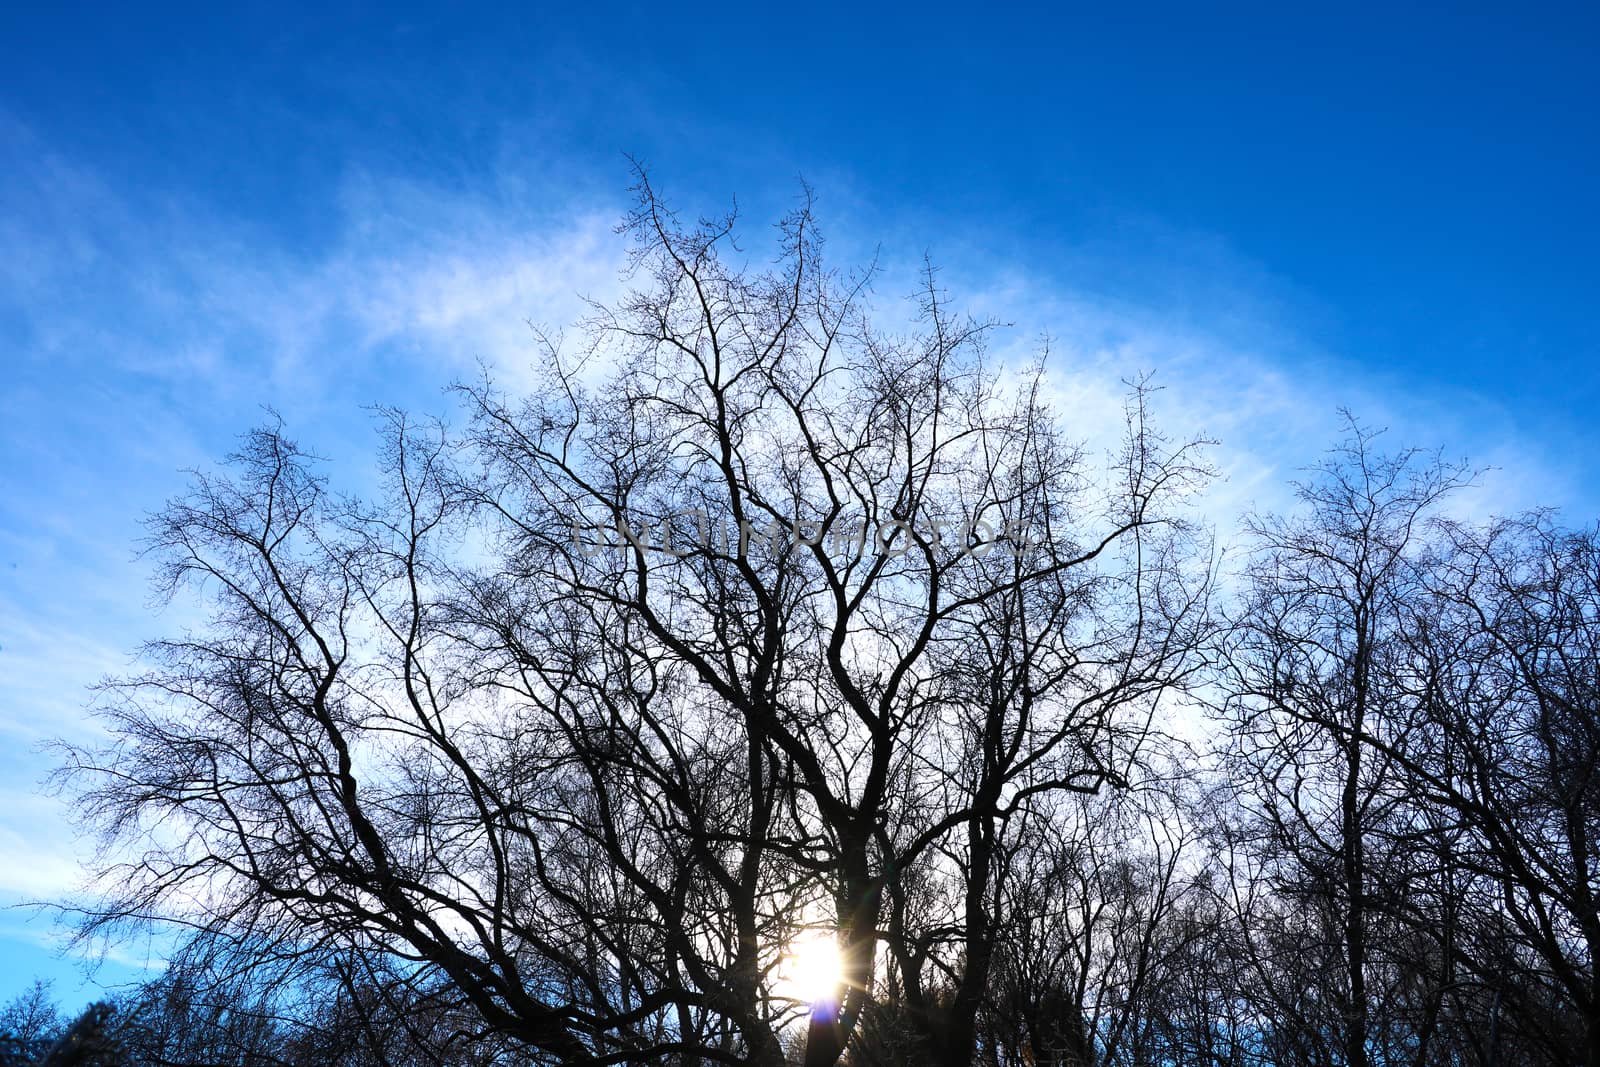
1394,515 -> 1600,1064
0,982 -> 62,1067
1214,420 -> 1470,1067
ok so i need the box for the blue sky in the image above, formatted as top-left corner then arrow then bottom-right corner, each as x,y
2,2 -> 1597,1004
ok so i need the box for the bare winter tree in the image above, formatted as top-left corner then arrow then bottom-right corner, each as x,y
1214,420 -> 1472,1067
976,775 -> 1208,1067
57,173 -> 1212,1067
1210,427 -> 1599,1067
1392,515 -> 1600,1064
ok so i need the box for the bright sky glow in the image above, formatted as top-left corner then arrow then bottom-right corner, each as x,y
778,930 -> 844,1008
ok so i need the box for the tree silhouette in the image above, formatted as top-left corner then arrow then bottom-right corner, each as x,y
59,172 -> 1212,1067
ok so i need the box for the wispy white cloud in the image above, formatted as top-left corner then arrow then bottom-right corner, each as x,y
915,233 -> 1592,535
0,799 -> 87,900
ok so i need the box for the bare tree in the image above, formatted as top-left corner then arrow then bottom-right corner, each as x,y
0,982 -> 63,1066
1211,426 -> 1598,1067
457,172 -> 1213,1066
1215,419 -> 1471,1067
1399,515 -> 1600,1064
58,172 -> 1212,1067
977,775 -> 1208,1067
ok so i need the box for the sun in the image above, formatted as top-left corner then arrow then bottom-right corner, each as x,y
778,929 -> 844,1007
